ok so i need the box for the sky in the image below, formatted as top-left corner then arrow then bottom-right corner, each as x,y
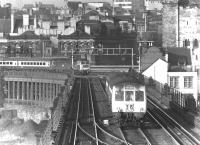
0,0 -> 112,8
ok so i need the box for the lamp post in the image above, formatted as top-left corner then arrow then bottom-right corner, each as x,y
138,43 -> 141,73
131,48 -> 134,69
71,47 -> 74,69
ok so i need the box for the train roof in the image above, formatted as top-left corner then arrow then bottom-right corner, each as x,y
106,71 -> 145,87
0,57 -> 53,61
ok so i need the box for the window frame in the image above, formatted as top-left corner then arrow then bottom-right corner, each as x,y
125,90 -> 134,101
135,90 -> 144,101
184,76 -> 193,89
170,76 -> 179,89
115,87 -> 124,101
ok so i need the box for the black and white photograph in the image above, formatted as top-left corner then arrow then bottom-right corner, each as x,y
0,0 -> 200,144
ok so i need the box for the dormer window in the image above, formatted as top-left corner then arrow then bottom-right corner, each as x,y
193,39 -> 199,48
183,39 -> 190,47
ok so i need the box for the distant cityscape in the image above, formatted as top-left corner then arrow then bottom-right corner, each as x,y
0,0 -> 113,8
0,0 -> 200,145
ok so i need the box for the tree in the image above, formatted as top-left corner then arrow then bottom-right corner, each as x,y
0,69 -> 5,108
178,0 -> 189,8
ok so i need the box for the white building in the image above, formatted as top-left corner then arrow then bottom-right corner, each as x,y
113,0 -> 132,9
168,71 -> 198,101
113,0 -> 132,15
141,46 -> 198,102
144,0 -> 163,11
142,58 -> 168,84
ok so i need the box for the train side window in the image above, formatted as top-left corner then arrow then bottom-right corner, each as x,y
34,62 -> 36,65
125,91 -> 134,101
40,62 -> 42,65
10,62 -> 13,65
43,62 -> 45,65
115,89 -> 124,101
30,62 -> 33,65
3,62 -> 5,65
21,62 -> 24,65
37,62 -> 39,65
0,62 -> 2,64
27,62 -> 29,65
135,91 -> 144,101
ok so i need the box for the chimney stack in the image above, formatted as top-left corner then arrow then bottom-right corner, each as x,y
11,13 -> 14,33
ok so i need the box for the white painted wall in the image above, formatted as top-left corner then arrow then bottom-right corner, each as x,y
142,58 -> 168,84
144,0 -> 163,11
23,14 -> 29,26
167,71 -> 198,101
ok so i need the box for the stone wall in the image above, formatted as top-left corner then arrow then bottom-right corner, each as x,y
179,7 -> 200,47
162,2 -> 178,47
3,103 -> 49,124
162,1 -> 200,48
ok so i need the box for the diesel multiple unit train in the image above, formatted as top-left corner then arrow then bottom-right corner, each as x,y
0,58 -> 53,68
0,58 -> 72,71
73,60 -> 90,75
103,70 -> 147,126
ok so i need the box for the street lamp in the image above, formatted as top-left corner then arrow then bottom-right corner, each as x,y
131,48 -> 134,69
71,47 -> 74,69
138,43 -> 141,73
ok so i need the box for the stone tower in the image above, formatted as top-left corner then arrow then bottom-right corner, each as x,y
162,0 -> 200,49
162,0 -> 179,47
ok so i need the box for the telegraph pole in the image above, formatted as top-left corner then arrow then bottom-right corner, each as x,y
131,48 -> 134,69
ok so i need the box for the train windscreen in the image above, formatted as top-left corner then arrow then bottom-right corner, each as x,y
115,87 -> 124,101
135,91 -> 144,101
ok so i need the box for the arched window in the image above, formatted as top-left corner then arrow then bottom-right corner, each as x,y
183,39 -> 190,47
193,39 -> 199,48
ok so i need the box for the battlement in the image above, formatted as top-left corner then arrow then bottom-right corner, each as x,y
162,0 -> 200,5
162,0 -> 178,3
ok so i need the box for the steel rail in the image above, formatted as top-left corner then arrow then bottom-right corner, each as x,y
119,128 -> 129,145
88,78 -> 99,145
68,123 -> 74,144
73,78 -> 82,145
138,128 -> 152,145
96,123 -> 132,145
147,111 -> 180,145
91,77 -> 132,145
78,123 -> 109,145
148,98 -> 200,145
87,80 -> 91,122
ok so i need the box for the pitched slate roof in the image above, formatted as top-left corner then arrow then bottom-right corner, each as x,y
68,2 -> 80,12
0,7 -> 10,19
7,31 -> 50,40
140,46 -> 164,72
23,4 -> 34,9
107,71 -> 144,87
58,30 -> 94,39
115,15 -> 134,22
0,19 -> 11,33
167,47 -> 191,66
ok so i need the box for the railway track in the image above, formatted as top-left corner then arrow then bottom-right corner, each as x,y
60,76 -> 199,145
147,97 -> 200,145
140,112 -> 179,145
90,77 -> 134,145
71,78 -> 99,145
